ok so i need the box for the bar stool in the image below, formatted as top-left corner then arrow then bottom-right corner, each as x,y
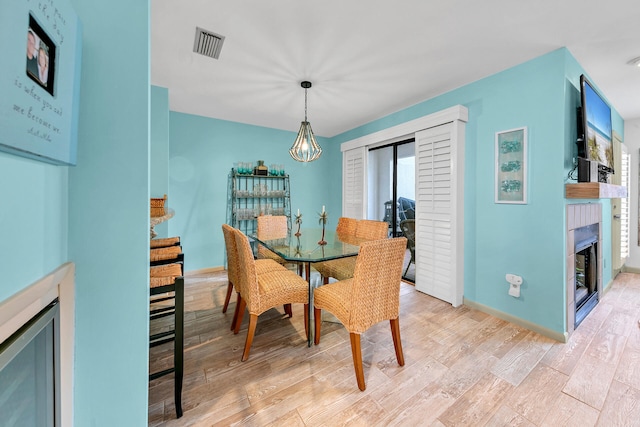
149,261 -> 184,418
150,236 -> 181,249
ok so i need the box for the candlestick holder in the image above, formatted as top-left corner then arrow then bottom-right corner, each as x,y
318,210 -> 328,245
294,236 -> 302,257
294,213 -> 303,236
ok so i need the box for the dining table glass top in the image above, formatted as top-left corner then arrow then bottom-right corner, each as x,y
251,228 -> 364,263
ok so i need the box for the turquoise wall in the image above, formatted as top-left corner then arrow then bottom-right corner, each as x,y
164,48 -> 626,335
0,152 -> 68,301
330,49 -> 568,332
151,85 -> 170,237
69,0 -> 150,425
168,112 -> 339,271
328,48 -> 623,334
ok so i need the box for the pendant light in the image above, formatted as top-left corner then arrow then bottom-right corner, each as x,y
289,81 -> 322,162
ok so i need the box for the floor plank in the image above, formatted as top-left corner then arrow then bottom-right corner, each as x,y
149,271 -> 640,426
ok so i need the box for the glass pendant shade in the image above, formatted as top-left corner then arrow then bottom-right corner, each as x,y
290,81 -> 322,162
289,121 -> 322,162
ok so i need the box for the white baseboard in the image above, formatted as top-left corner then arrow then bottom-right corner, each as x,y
622,265 -> 640,274
463,298 -> 567,343
186,266 -> 225,276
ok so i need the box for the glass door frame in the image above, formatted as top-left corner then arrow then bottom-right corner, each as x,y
368,138 -> 414,237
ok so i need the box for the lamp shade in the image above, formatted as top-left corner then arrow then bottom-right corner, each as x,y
290,121 -> 322,162
290,81 -> 322,162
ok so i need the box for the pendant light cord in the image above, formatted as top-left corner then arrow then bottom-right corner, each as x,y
304,87 -> 308,122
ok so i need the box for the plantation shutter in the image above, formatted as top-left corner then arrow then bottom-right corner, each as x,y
620,144 -> 630,259
342,147 -> 366,219
414,122 -> 464,306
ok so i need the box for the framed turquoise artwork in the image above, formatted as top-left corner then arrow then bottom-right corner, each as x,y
495,127 -> 527,204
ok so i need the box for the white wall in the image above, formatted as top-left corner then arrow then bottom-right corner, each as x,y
624,118 -> 640,270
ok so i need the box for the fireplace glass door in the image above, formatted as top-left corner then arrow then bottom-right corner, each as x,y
0,301 -> 60,427
574,224 -> 599,327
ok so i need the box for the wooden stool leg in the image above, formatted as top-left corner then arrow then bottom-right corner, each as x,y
241,314 -> 258,362
314,307 -> 322,345
174,278 -> 184,418
390,318 -> 405,367
222,281 -> 234,313
350,333 -> 366,391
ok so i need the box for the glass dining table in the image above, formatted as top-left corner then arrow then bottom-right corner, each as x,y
251,228 -> 365,347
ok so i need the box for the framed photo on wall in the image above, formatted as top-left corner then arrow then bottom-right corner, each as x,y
495,127 -> 527,204
0,1 -> 82,165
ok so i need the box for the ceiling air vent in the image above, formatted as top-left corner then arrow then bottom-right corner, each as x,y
193,27 -> 225,59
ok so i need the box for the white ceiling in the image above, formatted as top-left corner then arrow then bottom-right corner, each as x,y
151,0 -> 640,138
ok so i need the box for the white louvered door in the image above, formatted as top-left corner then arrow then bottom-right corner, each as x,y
415,122 -> 464,306
342,147 -> 366,219
620,143 -> 630,261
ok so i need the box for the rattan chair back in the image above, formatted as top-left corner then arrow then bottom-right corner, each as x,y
336,217 -> 358,236
233,228 -> 261,309
355,219 -> 388,240
221,224 -> 240,290
257,215 -> 288,240
347,237 -> 407,333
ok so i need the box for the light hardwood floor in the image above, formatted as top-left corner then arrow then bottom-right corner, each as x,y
149,271 -> 640,426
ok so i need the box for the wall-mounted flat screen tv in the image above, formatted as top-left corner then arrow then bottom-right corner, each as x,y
578,74 -> 613,173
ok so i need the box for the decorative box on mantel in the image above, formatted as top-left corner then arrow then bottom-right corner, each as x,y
565,183 -> 627,199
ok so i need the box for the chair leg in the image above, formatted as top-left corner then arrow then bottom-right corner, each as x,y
241,313 -> 258,362
403,261 -> 410,277
303,304 -> 309,340
349,333 -> 366,391
390,318 -> 405,366
314,307 -> 322,345
284,303 -> 292,317
230,293 -> 241,331
234,297 -> 247,335
174,278 -> 185,418
222,281 -> 234,313
323,276 -> 329,285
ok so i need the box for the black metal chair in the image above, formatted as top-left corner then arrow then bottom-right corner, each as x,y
397,197 -> 415,222
399,219 -> 415,277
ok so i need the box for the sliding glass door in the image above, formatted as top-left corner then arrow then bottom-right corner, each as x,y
367,139 -> 415,279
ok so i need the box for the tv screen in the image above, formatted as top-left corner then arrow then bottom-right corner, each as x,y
580,75 -> 613,173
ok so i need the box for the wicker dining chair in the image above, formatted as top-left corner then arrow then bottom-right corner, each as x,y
221,224 -> 289,329
149,262 -> 184,418
336,216 -> 358,236
315,219 -> 389,284
232,227 -> 309,361
256,215 -> 289,263
354,219 -> 389,240
313,237 -> 407,391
